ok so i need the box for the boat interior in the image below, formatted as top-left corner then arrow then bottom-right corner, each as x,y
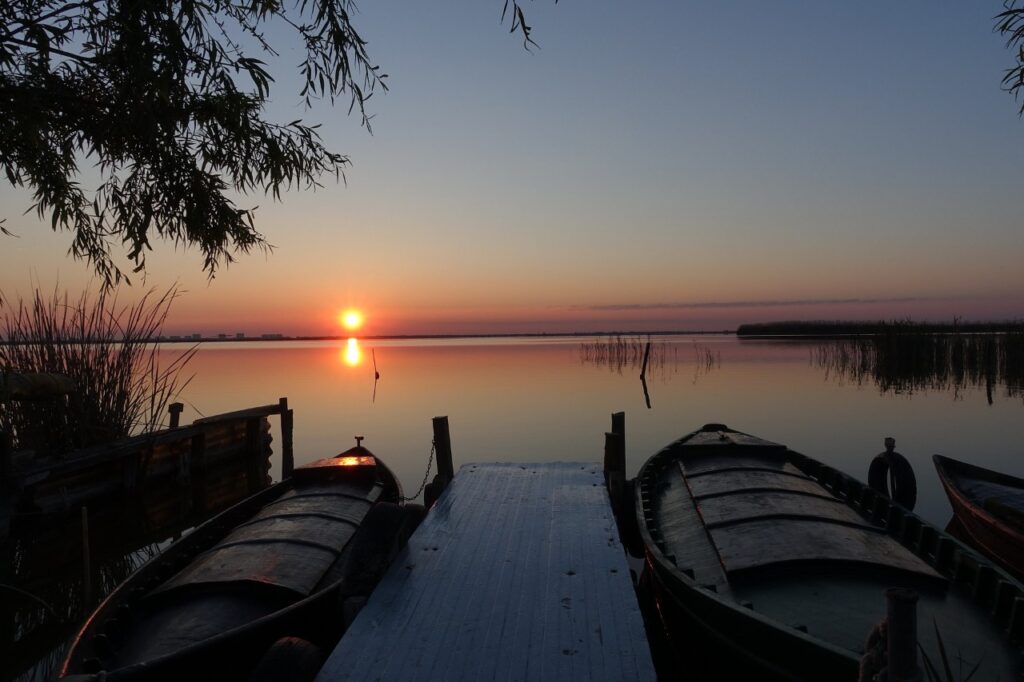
648,432 -> 1022,676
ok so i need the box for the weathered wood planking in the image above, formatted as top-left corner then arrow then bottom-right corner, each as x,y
316,463 -> 656,682
655,463 -> 731,596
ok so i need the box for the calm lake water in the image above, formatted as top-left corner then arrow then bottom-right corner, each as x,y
6,334 -> 1024,680
180,334 -> 1024,527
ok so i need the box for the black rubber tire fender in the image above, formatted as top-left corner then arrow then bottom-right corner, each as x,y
248,637 -> 324,682
868,451 -> 917,510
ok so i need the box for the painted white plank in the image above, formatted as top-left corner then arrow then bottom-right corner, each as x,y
316,462 -> 656,682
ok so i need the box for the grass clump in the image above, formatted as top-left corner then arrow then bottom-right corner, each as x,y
0,287 -> 195,456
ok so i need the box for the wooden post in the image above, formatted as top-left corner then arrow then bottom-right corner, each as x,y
432,416 -> 454,483
639,341 -> 651,379
886,588 -> 922,682
425,416 -> 454,508
605,412 -> 626,482
168,402 -> 184,428
605,412 -> 627,519
81,506 -> 92,607
279,397 -> 294,479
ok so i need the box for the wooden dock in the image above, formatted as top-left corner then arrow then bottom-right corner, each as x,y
315,462 -> 656,681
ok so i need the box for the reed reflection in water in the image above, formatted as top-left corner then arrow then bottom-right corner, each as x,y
813,331 -> 1024,404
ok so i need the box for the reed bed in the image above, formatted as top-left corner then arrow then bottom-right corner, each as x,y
579,335 -> 674,374
813,330 -> 1024,403
578,336 -> 721,381
0,287 -> 195,455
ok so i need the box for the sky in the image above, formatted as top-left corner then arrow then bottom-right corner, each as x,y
1,1 -> 1022,336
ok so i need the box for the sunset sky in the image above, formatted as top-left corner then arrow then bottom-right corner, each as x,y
1,1 -> 1022,336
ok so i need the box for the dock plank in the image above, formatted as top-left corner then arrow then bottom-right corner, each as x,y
316,462 -> 655,682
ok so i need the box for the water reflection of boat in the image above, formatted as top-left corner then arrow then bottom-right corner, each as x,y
2,454 -> 272,682
60,440 -> 423,682
634,424 -> 1023,680
934,455 -> 1024,580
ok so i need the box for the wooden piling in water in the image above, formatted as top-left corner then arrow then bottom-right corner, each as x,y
640,341 -> 651,379
605,412 -> 626,516
424,417 -> 454,507
432,416 -> 454,482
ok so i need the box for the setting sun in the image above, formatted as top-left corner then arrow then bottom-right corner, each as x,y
340,309 -> 363,332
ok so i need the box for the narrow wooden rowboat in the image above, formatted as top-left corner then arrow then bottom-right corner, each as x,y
635,424 -> 1024,681
60,440 -> 422,682
934,454 -> 1024,580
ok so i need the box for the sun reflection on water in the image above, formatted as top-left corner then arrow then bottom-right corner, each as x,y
342,337 -> 362,367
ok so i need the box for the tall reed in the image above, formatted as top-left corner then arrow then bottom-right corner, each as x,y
0,287 -> 195,455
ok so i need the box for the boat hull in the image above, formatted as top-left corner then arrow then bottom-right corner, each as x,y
935,454 -> 1024,580
635,426 -> 1024,681
60,452 -> 416,681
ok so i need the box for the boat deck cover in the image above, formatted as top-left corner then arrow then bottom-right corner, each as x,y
315,463 -> 655,682
676,449 -> 942,581
155,482 -> 380,597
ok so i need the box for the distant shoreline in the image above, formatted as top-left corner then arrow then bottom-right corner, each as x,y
151,330 -> 736,344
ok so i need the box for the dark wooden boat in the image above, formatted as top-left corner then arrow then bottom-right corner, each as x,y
635,424 -> 1024,681
934,454 -> 1024,580
59,440 -> 423,682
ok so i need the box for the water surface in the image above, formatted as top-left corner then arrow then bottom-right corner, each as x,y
178,334 -> 1024,526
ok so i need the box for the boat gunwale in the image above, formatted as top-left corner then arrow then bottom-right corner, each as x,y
635,425 -> 1024,676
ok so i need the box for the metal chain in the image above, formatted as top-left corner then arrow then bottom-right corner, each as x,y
401,440 -> 435,502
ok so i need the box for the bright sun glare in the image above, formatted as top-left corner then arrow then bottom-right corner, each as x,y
341,309 -> 363,331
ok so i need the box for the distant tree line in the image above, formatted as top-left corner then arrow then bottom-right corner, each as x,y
736,320 -> 1024,337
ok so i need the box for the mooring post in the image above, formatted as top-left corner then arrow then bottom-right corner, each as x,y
432,416 -> 454,483
605,412 -> 626,515
81,506 -> 92,606
886,588 -> 922,682
425,416 -> 455,507
168,402 -> 184,428
279,397 -> 294,479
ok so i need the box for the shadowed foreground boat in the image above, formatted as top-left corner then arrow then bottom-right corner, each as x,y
635,424 -> 1024,681
59,440 -> 423,682
935,454 -> 1024,581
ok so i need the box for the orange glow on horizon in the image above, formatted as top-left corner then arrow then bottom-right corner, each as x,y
342,337 -> 363,366
340,309 -> 364,332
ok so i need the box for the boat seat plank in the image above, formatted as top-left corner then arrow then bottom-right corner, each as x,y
157,539 -> 349,596
260,493 -> 378,518
688,470 -> 828,500
697,491 -> 869,529
681,453 -> 794,476
710,518 -> 944,580
316,462 -> 655,682
675,431 -> 783,449
222,513 -> 363,547
655,463 -> 731,595
154,491 -> 373,596
275,482 -> 381,504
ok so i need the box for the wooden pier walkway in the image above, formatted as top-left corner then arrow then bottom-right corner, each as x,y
315,462 -> 656,681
